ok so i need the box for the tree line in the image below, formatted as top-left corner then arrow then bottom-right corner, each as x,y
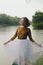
32,11 -> 43,29
0,14 -> 20,26
0,11 -> 43,29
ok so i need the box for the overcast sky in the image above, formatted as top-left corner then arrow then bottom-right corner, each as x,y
0,0 -> 43,20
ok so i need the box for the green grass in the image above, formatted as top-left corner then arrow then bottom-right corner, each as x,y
32,55 -> 43,65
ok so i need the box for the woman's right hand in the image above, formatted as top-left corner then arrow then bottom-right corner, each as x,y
4,41 -> 8,45
4,42 -> 7,45
4,39 -> 11,45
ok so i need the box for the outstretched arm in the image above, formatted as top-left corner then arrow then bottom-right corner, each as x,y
28,28 -> 42,47
4,28 -> 18,45
28,28 -> 35,42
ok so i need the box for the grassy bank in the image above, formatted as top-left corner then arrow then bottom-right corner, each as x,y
32,55 -> 43,65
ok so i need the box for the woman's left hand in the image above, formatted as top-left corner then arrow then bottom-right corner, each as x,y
35,42 -> 42,47
38,44 -> 42,47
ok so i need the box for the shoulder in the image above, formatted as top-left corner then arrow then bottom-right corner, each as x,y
17,26 -> 24,30
17,26 -> 21,29
16,26 -> 21,31
27,28 -> 31,32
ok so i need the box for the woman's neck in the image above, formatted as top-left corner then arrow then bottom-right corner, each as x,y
20,25 -> 27,28
20,25 -> 24,27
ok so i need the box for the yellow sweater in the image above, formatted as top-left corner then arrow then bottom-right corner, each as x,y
10,26 -> 30,40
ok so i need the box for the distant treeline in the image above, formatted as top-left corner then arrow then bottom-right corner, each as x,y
0,11 -> 43,29
32,11 -> 43,29
0,14 -> 20,26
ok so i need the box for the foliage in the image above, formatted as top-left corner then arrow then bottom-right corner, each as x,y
32,11 -> 43,29
0,14 -> 20,26
32,55 -> 43,65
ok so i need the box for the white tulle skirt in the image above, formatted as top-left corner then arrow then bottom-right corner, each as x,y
3,39 -> 43,65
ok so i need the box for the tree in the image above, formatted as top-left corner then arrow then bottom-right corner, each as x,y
0,13 -> 20,26
32,11 -> 43,29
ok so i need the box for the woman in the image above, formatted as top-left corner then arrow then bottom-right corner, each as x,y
4,17 -> 42,65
